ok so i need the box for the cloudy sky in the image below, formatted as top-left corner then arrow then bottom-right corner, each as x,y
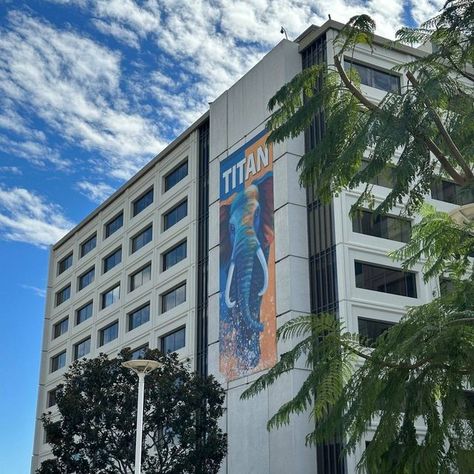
0,0 -> 443,471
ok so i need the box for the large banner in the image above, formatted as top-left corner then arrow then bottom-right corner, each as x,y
219,130 -> 276,381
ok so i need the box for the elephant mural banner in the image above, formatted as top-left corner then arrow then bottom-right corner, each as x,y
219,130 -> 276,381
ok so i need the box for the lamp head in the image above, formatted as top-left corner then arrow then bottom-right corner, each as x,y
122,359 -> 162,375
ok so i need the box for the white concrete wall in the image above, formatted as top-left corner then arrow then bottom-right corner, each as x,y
208,39 -> 317,474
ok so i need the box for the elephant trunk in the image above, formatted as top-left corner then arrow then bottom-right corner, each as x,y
224,261 -> 236,308
224,241 -> 268,333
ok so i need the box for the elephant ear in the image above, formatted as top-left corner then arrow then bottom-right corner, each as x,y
255,172 -> 274,249
220,203 -> 232,263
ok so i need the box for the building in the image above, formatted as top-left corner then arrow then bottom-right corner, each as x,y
32,20 -> 466,473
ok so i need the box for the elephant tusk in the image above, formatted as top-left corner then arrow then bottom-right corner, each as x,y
256,247 -> 268,297
225,261 -> 236,308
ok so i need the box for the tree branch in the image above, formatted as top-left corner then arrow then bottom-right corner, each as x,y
406,71 -> 473,180
334,55 -> 467,185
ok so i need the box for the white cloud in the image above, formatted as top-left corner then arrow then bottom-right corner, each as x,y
408,0 -> 444,25
77,180 -> 115,203
92,19 -> 140,48
0,11 -> 167,180
0,186 -> 74,247
0,166 -> 22,175
21,284 -> 46,298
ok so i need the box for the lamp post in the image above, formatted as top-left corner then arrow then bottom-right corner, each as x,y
122,359 -> 162,474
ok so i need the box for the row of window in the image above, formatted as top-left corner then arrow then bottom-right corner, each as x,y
361,159 -> 473,206
48,326 -> 186,398
53,281 -> 186,342
55,235 -> 188,307
56,161 -> 189,276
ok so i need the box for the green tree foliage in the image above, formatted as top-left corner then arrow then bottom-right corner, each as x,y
243,1 -> 474,472
268,2 -> 473,215
37,349 -> 227,474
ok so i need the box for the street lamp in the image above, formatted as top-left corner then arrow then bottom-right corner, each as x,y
122,359 -> 162,474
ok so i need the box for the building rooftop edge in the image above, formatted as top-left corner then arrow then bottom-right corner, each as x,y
53,110 -> 209,252
296,19 -> 428,58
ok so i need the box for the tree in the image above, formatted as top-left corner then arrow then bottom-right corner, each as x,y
242,1 -> 474,472
37,349 -> 227,474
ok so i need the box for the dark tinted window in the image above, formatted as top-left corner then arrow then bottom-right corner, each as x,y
76,301 -> 93,325
103,247 -> 122,273
358,317 -> 395,347
101,284 -> 120,309
128,303 -> 150,331
161,327 -> 185,353
47,388 -> 59,408
53,317 -> 68,339
162,241 -> 187,271
163,200 -> 188,231
78,267 -> 95,290
164,161 -> 188,191
105,212 -> 123,238
131,344 -> 148,360
51,351 -> 66,372
431,180 -> 474,205
352,210 -> 411,243
439,277 -> 455,297
129,263 -> 152,292
355,261 -> 417,298
74,337 -> 91,360
361,159 -> 396,188
132,188 -> 153,217
345,59 -> 400,93
99,321 -> 118,346
80,234 -> 97,258
55,285 -> 71,306
58,253 -> 73,275
161,283 -> 186,313
131,225 -> 152,253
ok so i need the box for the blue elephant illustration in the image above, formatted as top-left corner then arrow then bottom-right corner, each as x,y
220,172 -> 274,373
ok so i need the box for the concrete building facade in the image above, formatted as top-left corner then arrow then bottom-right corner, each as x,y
32,20 -> 464,473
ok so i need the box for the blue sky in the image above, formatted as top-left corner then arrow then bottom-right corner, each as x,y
0,0 -> 442,472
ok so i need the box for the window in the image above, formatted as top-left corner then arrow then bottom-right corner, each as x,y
164,160 -> 188,192
51,351 -> 66,372
163,200 -> 188,231
439,277 -> 454,297
53,317 -> 68,339
352,210 -> 411,243
78,267 -> 95,290
344,58 -> 400,93
58,253 -> 73,275
355,261 -> 417,298
76,301 -> 93,325
74,337 -> 91,360
99,321 -> 119,346
55,285 -> 71,306
132,188 -> 153,217
361,159 -> 396,188
103,247 -> 122,273
162,240 -> 187,271
161,327 -> 185,353
105,212 -> 123,238
431,179 -> 474,205
80,234 -> 97,258
131,344 -> 149,360
129,263 -> 152,292
358,317 -> 395,347
47,388 -> 59,408
131,225 -> 153,253
161,283 -> 186,313
101,284 -> 120,309
128,303 -> 150,331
